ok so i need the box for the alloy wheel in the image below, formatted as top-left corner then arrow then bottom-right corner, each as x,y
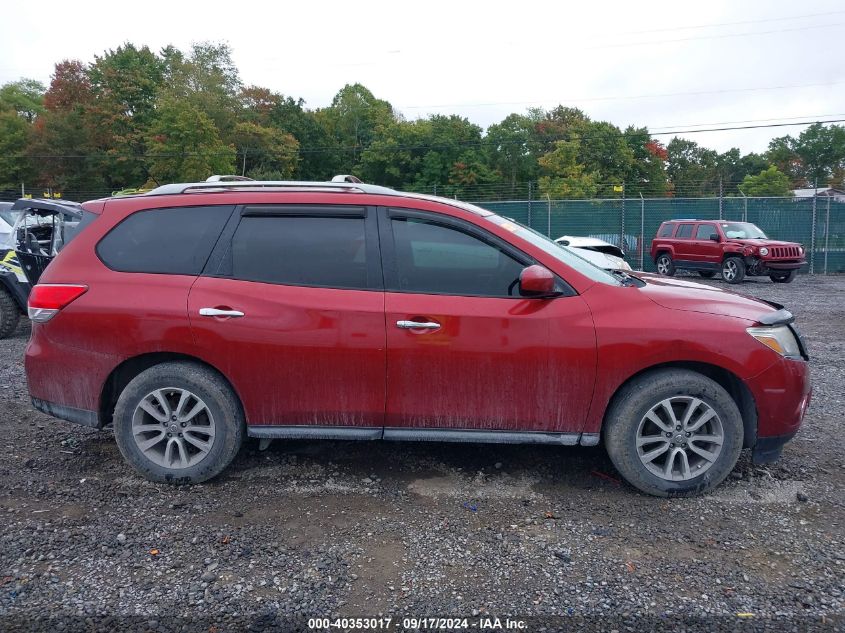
131,388 -> 216,469
636,396 -> 724,481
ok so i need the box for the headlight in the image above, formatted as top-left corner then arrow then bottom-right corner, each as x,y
759,247 -> 769,256
798,246 -> 804,255
746,325 -> 801,358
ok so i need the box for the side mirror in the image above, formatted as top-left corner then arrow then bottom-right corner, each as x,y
709,233 -> 720,242
519,265 -> 557,297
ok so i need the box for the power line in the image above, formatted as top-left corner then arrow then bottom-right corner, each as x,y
399,80 -> 845,110
615,9 -> 845,35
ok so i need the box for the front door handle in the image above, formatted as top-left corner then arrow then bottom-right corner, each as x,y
199,307 -> 245,318
396,320 -> 440,330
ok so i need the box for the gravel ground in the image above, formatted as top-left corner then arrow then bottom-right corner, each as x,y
0,274 -> 843,632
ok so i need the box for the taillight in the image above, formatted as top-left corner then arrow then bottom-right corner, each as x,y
27,284 -> 88,322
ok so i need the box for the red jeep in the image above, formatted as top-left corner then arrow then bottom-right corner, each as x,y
650,220 -> 806,284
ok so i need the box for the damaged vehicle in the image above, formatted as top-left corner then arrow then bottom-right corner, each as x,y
0,202 -> 28,337
555,235 -> 632,271
23,178 -> 811,497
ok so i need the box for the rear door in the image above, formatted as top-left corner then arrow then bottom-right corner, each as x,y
672,223 -> 695,262
379,207 -> 596,435
188,205 -> 386,431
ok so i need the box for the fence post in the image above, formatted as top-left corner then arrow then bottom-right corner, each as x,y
639,193 -> 645,271
620,183 -> 626,251
811,180 -> 817,274
546,194 -> 551,237
527,181 -> 532,228
718,179 -> 723,220
823,195 -> 830,275
739,188 -> 747,222
433,183 -> 437,196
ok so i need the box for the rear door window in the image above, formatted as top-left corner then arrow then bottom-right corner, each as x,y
675,223 -> 694,239
228,213 -> 372,290
97,206 -> 234,275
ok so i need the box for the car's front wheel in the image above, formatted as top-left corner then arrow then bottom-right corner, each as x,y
0,287 -> 21,339
721,257 -> 745,284
769,269 -> 797,283
655,254 -> 675,276
113,361 -> 244,484
604,369 -> 744,497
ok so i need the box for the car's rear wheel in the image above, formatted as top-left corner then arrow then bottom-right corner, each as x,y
0,287 -> 21,339
655,254 -> 675,276
113,361 -> 244,484
698,271 -> 716,278
721,257 -> 745,284
769,269 -> 797,283
604,368 -> 743,497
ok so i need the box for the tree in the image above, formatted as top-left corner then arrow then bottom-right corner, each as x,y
666,138 -> 719,196
623,127 -> 669,196
0,79 -> 45,122
537,139 -> 599,199
484,111 -> 543,194
232,121 -> 299,179
740,166 -> 793,197
146,98 -> 235,183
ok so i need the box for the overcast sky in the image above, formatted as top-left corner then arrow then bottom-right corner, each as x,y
2,0 -> 843,154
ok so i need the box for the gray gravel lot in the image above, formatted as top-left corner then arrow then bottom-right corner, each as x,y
0,274 -> 843,632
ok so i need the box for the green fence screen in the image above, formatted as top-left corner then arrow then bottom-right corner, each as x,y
472,197 -> 845,274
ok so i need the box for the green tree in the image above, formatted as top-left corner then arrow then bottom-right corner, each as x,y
232,121 -> 299,179
740,166 -> 793,197
537,139 -> 599,199
666,138 -> 719,196
484,111 -> 543,195
146,98 -> 235,183
0,78 -> 45,122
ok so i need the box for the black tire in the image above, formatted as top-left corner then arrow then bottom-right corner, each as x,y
721,257 -> 745,284
769,269 -> 797,283
603,368 -> 744,497
698,271 -> 716,278
113,361 -> 244,484
0,288 -> 21,339
655,253 -> 675,276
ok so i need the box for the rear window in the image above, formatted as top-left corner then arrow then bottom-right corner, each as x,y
97,206 -> 233,275
658,224 -> 675,238
675,224 -> 694,238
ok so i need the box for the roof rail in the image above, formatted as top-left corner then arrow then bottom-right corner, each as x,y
144,180 -> 398,196
206,175 -> 255,182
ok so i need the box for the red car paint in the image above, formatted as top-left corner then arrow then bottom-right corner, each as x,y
24,190 -> 809,455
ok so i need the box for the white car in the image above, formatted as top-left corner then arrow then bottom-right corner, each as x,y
554,235 -> 632,271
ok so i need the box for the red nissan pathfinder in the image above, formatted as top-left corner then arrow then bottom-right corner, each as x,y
23,178 -> 811,496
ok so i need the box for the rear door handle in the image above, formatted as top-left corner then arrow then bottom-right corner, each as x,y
396,320 -> 440,330
199,307 -> 245,318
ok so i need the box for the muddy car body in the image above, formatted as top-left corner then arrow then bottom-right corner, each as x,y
24,179 -> 811,496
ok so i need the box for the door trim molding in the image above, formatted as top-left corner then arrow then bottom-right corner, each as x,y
247,425 -> 597,446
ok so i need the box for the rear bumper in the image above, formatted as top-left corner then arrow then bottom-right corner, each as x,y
32,398 -> 100,428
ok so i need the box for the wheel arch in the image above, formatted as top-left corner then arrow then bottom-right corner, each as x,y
99,352 -> 245,428
601,360 -> 758,448
653,247 -> 673,262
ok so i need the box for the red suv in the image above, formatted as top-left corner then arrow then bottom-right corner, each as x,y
24,179 -> 811,496
650,219 -> 806,284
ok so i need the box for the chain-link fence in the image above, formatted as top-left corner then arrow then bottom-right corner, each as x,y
475,196 -> 845,274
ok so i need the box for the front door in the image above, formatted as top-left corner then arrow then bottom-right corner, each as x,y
379,208 -> 596,434
188,205 -> 386,430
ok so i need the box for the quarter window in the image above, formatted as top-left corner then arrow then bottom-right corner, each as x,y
230,216 -> 368,289
675,224 -> 694,239
658,224 -> 675,238
390,217 -> 525,296
97,206 -> 233,275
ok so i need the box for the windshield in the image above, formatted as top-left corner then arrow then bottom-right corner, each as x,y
486,215 -> 621,286
720,222 -> 767,239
